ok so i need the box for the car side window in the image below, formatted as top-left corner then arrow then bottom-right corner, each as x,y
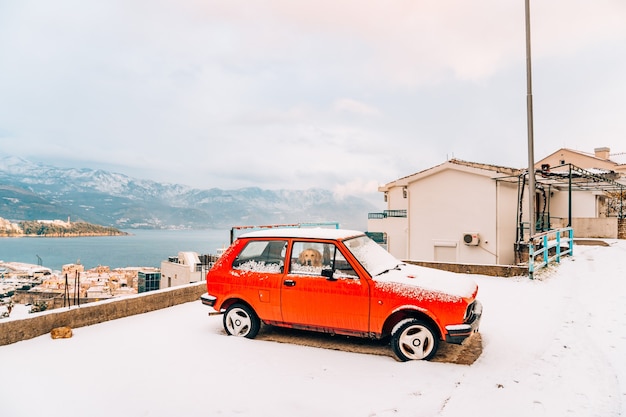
232,240 -> 286,273
290,241 -> 329,276
332,249 -> 358,279
289,241 -> 358,279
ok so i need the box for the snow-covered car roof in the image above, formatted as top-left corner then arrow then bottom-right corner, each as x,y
239,227 -> 365,241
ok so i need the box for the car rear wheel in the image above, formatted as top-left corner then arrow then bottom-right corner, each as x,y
391,318 -> 439,361
223,303 -> 260,339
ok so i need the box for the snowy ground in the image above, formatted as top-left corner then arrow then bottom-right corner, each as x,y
1,240 -> 624,417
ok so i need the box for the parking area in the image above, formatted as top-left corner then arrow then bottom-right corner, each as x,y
255,323 -> 483,364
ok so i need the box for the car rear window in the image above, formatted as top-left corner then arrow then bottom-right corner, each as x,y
232,240 -> 287,273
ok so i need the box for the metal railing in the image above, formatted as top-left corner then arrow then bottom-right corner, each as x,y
518,212 -> 552,242
368,209 -> 407,219
528,227 -> 574,279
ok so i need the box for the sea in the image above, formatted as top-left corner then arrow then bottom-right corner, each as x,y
0,229 -> 232,271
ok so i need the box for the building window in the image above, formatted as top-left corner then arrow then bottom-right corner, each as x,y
138,271 -> 161,293
402,187 -> 408,198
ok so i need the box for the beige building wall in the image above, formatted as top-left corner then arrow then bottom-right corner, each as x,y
537,147 -> 622,172
367,215 -> 408,259
571,218 -> 618,238
547,189 -> 570,222
386,183 -> 409,258
386,186 -> 409,210
386,217 -> 409,259
530,186 -> 600,230
369,180 -> 411,259
495,180 -> 519,265
573,192 -> 599,217
371,161 -> 521,265
407,168 -> 498,264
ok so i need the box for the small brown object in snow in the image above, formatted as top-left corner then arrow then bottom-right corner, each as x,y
51,326 -> 73,339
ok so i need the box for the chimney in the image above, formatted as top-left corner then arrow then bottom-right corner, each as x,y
594,147 -> 610,160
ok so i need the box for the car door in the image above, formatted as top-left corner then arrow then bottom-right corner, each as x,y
229,239 -> 287,321
280,240 -> 370,334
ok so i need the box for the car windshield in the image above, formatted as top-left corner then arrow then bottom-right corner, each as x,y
343,235 -> 401,277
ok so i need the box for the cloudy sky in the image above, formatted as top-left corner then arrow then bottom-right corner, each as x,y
1,1 -> 625,204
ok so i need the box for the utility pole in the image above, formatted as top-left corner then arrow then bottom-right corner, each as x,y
525,0 -> 536,240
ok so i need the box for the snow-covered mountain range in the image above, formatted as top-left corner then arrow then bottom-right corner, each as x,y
0,156 -> 377,230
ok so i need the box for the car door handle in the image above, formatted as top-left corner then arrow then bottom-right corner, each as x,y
284,279 -> 296,287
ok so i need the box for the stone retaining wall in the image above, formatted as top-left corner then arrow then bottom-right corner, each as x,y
404,260 -> 528,278
619,218 -> 626,239
0,282 -> 206,346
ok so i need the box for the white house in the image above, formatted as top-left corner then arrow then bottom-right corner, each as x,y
160,251 -> 204,290
369,159 -> 521,265
369,149 -> 625,266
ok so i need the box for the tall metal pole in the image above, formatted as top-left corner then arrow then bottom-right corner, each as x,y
568,164 -> 572,226
525,0 -> 536,240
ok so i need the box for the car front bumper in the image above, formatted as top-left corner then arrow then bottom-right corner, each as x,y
445,300 -> 483,344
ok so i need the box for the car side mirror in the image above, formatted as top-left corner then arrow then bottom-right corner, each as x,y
321,268 -> 337,281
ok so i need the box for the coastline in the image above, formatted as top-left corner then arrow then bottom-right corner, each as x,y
0,231 -> 129,238
0,228 -> 229,272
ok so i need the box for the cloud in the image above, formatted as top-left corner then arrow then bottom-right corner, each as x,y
334,178 -> 382,200
0,0 -> 625,197
333,98 -> 380,117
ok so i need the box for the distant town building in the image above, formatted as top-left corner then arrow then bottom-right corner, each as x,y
138,268 -> 161,293
37,217 -> 72,227
0,217 -> 21,234
1,261 -> 149,314
160,252 -> 215,290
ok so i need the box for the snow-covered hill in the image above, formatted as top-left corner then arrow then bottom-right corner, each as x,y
0,156 -> 377,229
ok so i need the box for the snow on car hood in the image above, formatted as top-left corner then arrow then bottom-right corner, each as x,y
372,263 -> 478,299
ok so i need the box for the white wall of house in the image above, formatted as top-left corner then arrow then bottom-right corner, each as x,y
408,168 -> 497,264
385,217 -> 409,258
546,189 -> 569,223
371,161 -> 520,265
367,216 -> 408,258
368,183 -> 410,259
547,189 -> 599,221
573,192 -> 599,217
495,181 -> 519,264
387,186 -> 409,210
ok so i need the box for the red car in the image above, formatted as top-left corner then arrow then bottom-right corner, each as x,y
201,228 -> 482,361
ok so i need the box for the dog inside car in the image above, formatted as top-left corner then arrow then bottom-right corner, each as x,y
298,248 -> 323,267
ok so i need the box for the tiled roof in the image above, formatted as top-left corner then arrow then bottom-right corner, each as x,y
384,158 -> 521,187
448,159 -> 522,176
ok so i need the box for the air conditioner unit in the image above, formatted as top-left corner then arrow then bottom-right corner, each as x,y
462,232 -> 480,246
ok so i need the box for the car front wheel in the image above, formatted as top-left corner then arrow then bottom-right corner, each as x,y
391,318 -> 439,361
223,303 -> 261,339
